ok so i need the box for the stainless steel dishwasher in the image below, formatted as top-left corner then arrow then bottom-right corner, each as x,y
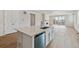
34,32 -> 46,48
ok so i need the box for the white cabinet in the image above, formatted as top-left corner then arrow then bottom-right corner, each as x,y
4,11 -> 19,34
41,14 -> 49,20
46,28 -> 51,46
45,27 -> 54,46
0,11 -> 4,36
45,14 -> 49,20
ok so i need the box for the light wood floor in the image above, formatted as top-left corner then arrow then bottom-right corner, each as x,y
47,25 -> 79,48
0,25 -> 79,48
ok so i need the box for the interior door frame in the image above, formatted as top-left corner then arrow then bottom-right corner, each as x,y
30,13 -> 35,26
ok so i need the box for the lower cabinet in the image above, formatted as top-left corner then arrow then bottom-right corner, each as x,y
46,30 -> 50,46
46,27 -> 54,46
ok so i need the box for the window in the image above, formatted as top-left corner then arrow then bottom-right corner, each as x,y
54,16 -> 65,25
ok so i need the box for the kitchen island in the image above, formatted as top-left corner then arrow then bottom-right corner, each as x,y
17,26 -> 54,48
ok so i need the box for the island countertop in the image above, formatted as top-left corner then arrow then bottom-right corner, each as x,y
16,26 -> 47,36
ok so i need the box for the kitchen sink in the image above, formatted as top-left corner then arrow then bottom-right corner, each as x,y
40,27 -> 49,29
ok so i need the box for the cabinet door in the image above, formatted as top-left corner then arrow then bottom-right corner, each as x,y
46,30 -> 50,45
4,11 -> 19,34
0,11 -> 4,36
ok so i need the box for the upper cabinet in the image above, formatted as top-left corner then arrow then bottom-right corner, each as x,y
45,14 -> 49,21
41,14 -> 49,20
0,11 -> 4,36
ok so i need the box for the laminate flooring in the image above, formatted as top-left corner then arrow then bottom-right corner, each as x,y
47,25 -> 79,48
0,25 -> 79,48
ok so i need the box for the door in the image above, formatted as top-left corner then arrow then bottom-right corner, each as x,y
0,11 -> 4,36
30,13 -> 35,26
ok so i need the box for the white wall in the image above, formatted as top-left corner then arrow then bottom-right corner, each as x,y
49,16 -> 54,26
0,10 -> 52,36
0,11 -> 4,36
26,11 -> 43,27
74,11 -> 79,32
0,10 -> 30,35
65,11 -> 79,33
0,10 -> 43,36
65,14 -> 74,27
35,13 -> 41,27
73,12 -> 77,32
4,10 -> 21,34
77,11 -> 79,32
18,11 -> 30,27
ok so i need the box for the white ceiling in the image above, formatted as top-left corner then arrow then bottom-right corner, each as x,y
27,10 -> 78,16
28,10 -> 77,14
28,10 -> 53,14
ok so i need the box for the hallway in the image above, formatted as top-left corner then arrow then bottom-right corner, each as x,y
47,25 -> 79,48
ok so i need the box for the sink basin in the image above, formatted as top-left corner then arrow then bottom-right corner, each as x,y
40,27 -> 49,29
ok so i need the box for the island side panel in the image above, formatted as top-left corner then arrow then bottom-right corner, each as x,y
17,31 -> 34,48
22,33 -> 33,48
